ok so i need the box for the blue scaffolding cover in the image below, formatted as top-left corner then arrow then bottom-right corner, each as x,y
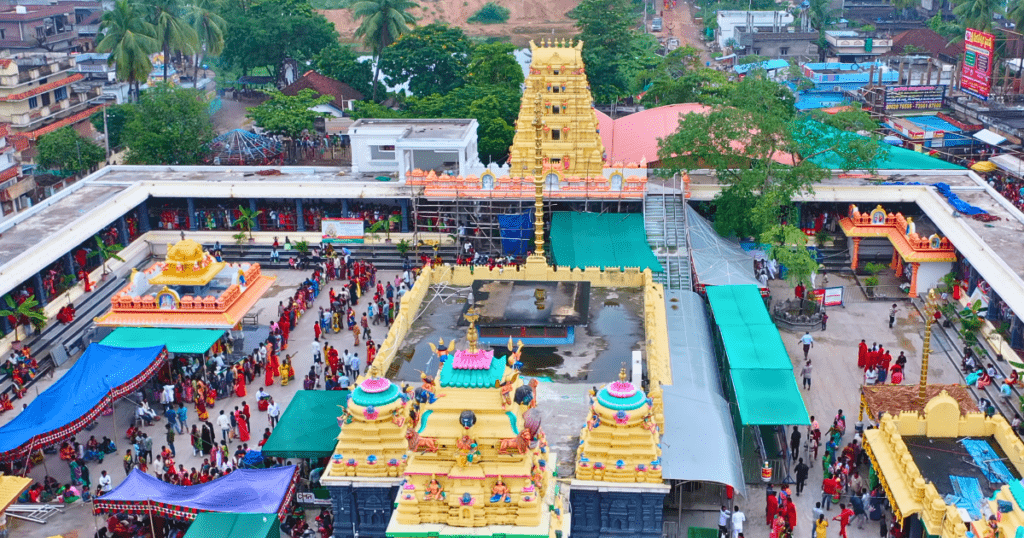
497,212 -> 534,257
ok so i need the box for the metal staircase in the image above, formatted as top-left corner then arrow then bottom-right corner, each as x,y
644,192 -> 692,291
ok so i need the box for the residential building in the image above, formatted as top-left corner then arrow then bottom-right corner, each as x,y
280,70 -> 364,117
0,125 -> 26,216
0,4 -> 88,53
0,53 -> 103,162
715,11 -> 793,49
348,118 -> 481,181
825,30 -> 894,62
734,26 -> 818,59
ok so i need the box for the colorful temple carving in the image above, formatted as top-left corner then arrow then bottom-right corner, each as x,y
839,204 -> 956,296
575,368 -> 662,483
326,367 -> 411,479
405,38 -> 648,198
388,310 -> 564,536
95,238 -> 274,328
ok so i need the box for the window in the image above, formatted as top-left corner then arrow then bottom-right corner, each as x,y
41,93 -> 50,106
553,70 -> 559,75
551,130 -> 560,141
780,47 -> 789,56
552,106 -> 560,114
552,87 -> 559,93
753,48 -> 761,55
54,86 -> 67,101
28,96 -> 38,108
550,158 -> 560,164
370,145 -> 395,160
0,30 -> 6,39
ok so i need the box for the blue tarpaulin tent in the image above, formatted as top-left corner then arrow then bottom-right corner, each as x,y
0,344 -> 166,460
497,212 -> 534,256
93,466 -> 299,520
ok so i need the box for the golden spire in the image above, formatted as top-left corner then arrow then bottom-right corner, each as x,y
920,288 -> 938,403
533,173 -> 545,256
619,363 -> 628,382
464,308 -> 481,352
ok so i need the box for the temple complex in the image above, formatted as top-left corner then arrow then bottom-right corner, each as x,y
94,238 -> 275,328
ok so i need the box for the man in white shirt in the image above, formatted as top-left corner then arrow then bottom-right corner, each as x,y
339,374 -> 350,389
800,332 -> 814,359
730,506 -> 745,538
267,398 -> 280,428
311,340 -> 322,362
718,506 -> 731,537
217,410 -> 231,443
99,471 -> 113,493
349,354 -> 360,379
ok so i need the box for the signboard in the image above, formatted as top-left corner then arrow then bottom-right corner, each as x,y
812,286 -> 845,307
321,217 -> 364,244
962,28 -> 995,100
295,491 -> 331,506
884,85 -> 946,112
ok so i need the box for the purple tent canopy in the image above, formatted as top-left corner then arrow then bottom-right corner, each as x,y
93,466 -> 298,521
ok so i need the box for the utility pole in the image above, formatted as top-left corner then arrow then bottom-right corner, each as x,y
102,104 -> 110,162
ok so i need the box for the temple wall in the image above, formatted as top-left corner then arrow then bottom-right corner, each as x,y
569,487 -> 666,538
328,484 -> 400,538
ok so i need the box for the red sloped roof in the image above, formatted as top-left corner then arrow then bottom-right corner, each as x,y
0,74 -> 84,102
890,28 -> 964,59
23,103 -> 102,140
0,59 -> 12,69
281,70 -> 363,110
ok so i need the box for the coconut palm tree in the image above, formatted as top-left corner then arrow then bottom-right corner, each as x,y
807,0 -> 838,62
0,294 -> 47,344
185,0 -> 226,82
141,0 -> 200,81
953,0 -> 999,32
97,0 -> 159,101
350,0 -> 419,101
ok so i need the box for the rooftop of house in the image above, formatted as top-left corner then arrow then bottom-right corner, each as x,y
280,70 -> 363,110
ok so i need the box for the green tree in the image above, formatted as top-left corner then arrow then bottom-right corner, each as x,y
350,0 -> 419,100
37,127 -> 106,176
927,13 -> 963,41
185,0 -> 227,81
221,0 -> 339,78
570,0 -> 657,104
808,0 -> 838,61
314,45 -> 377,98
953,0 -> 999,32
97,0 -> 159,101
380,23 -> 472,97
246,89 -> 333,138
465,42 -> 524,90
658,74 -> 884,284
470,95 -> 515,163
141,0 -> 199,80
90,104 -> 133,148
232,205 -> 263,239
0,295 -> 46,343
88,236 -> 125,276
123,85 -> 215,164
639,46 -> 734,107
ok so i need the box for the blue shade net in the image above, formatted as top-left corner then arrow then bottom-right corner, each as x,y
961,438 -> 1015,484
879,182 -> 989,215
947,475 -> 984,520
498,212 -> 533,257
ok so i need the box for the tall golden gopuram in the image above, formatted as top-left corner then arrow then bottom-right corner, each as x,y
388,311 -> 566,537
575,367 -> 662,483
508,38 -> 605,181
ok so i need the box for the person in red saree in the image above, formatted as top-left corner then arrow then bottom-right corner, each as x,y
195,393 -> 209,421
235,409 -> 250,442
857,340 -> 868,369
234,366 -> 246,398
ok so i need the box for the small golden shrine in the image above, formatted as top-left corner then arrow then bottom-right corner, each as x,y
387,311 -> 565,537
326,365 -> 412,479
575,367 -> 662,483
508,39 -> 606,181
148,239 -> 226,286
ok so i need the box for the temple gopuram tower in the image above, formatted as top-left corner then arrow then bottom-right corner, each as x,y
508,39 -> 605,181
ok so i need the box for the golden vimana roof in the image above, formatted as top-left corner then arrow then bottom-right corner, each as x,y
149,239 -> 226,286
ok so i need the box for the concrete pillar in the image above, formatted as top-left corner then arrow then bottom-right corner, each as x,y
117,216 -> 130,246
890,249 -> 899,271
910,262 -> 920,297
400,199 -> 409,233
33,272 -> 47,306
249,199 -> 260,232
295,199 -> 305,232
342,200 -> 349,218
138,200 -> 151,233
851,237 -> 861,272
64,252 -> 76,274
186,198 -> 197,231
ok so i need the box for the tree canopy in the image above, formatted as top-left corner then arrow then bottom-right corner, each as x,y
246,89 -> 333,138
350,0 -> 419,100
96,0 -> 159,100
313,45 -> 377,99
123,85 -> 215,164
37,127 -> 106,175
639,46 -> 733,107
379,23 -> 472,97
570,0 -> 659,103
90,104 -> 132,149
465,42 -> 524,90
658,73 -> 885,284
221,0 -> 339,78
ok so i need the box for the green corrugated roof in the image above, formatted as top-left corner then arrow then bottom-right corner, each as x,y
261,390 -> 349,459
438,355 -> 506,388
550,212 -> 663,271
184,513 -> 279,538
705,285 -> 771,327
100,328 -> 225,354
719,323 -> 792,370
796,118 -> 963,170
730,369 -> 809,425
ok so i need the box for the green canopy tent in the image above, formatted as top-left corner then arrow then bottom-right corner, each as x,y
261,390 -> 349,459
705,285 -> 773,328
101,328 -> 226,354
183,512 -> 279,538
795,118 -> 964,171
549,212 -> 662,272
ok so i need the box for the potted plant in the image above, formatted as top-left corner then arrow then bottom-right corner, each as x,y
232,205 -> 263,242
0,294 -> 47,348
396,239 -> 412,258
88,236 -> 125,278
294,240 -> 310,254
815,229 -> 829,248
367,215 -> 400,243
232,231 -> 247,248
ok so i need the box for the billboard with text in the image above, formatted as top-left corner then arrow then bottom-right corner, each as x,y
962,28 -> 995,100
